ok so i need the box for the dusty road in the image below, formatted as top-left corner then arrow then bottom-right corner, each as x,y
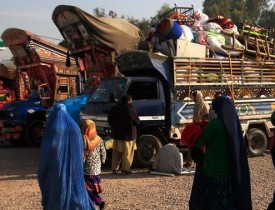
0,142 -> 274,210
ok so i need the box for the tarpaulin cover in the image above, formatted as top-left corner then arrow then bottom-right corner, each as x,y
52,5 -> 144,54
38,103 -> 95,210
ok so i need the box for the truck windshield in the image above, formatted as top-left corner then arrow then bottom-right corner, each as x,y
88,78 -> 127,103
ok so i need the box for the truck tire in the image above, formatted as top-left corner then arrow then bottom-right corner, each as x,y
134,134 -> 162,167
247,128 -> 267,157
25,120 -> 44,146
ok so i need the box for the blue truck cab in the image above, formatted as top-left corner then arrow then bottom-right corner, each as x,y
0,91 -> 45,145
46,78 -> 97,125
48,93 -> 90,126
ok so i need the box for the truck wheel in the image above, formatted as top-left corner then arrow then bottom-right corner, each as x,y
25,120 -> 44,146
247,128 -> 267,157
134,134 -> 162,167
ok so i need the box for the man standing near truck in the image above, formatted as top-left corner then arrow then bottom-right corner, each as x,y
108,95 -> 140,175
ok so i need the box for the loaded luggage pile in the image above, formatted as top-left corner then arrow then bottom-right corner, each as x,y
147,5 -> 274,61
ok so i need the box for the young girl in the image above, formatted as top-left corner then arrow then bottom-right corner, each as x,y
81,119 -> 107,210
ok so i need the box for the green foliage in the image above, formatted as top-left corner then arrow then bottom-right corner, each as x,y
203,0 -> 273,27
93,8 -> 107,17
151,3 -> 172,24
258,5 -> 275,28
128,17 -> 151,37
230,1 -> 247,24
246,0 -> 270,22
108,11 -> 117,18
203,0 -> 231,18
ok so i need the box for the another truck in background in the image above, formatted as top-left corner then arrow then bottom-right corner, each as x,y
49,5 -> 144,124
0,28 -> 80,146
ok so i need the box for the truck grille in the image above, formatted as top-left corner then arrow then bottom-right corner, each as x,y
0,111 -> 11,120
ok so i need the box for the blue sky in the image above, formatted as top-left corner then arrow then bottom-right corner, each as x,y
0,0 -> 203,42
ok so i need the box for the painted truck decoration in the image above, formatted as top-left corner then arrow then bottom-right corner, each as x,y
0,28 -> 80,146
49,5 -> 144,124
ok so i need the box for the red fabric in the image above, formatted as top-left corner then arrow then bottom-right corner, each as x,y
79,58 -> 86,71
181,121 -> 208,146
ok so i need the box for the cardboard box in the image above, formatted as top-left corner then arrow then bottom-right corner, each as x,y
176,39 -> 206,58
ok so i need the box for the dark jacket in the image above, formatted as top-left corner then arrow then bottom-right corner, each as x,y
108,103 -> 140,140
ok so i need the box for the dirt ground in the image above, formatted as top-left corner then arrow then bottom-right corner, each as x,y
0,142 -> 274,210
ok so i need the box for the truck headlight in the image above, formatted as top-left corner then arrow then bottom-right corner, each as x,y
8,112 -> 14,118
27,109 -> 35,114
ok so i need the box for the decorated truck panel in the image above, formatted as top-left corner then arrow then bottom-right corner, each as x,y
0,28 -> 79,146
49,5 -> 144,124
0,63 -> 17,108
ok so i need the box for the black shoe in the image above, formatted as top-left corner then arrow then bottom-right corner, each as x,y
99,201 -> 105,210
121,170 -> 132,175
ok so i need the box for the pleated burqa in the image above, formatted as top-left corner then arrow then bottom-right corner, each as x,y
38,103 -> 94,210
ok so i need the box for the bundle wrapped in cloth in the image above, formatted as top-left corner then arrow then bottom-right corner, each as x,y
181,121 -> 208,147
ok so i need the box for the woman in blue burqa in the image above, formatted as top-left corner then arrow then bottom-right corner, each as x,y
38,103 -> 95,210
193,96 -> 252,210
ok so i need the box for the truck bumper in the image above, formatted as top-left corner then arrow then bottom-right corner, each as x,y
0,122 -> 23,142
0,132 -> 22,142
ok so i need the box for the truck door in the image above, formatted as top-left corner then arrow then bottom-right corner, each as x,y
126,79 -> 166,127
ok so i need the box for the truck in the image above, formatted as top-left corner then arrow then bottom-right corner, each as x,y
49,5 -> 144,124
79,6 -> 275,167
0,28 -> 80,146
79,49 -> 275,167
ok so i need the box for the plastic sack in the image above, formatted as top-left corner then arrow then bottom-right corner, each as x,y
223,24 -> 239,35
193,20 -> 205,31
205,22 -> 223,34
194,9 -> 209,23
193,31 -> 208,45
207,31 -> 243,57
180,25 -> 194,42
224,35 -> 245,51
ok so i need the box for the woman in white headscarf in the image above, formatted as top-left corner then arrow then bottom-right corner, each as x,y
185,91 -> 210,167
192,90 -> 210,123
